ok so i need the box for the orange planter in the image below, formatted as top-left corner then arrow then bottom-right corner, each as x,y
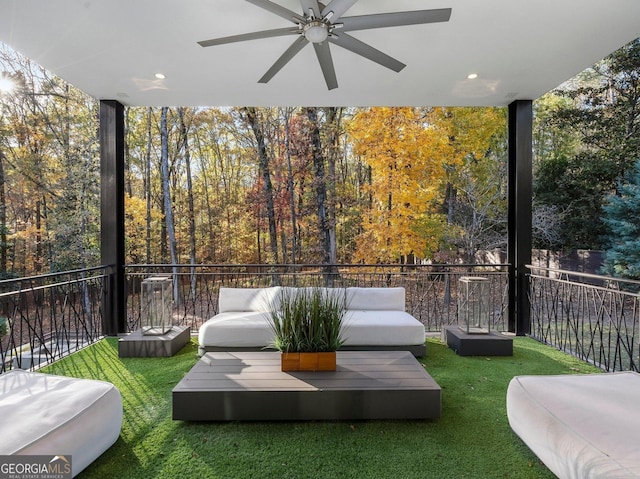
281,351 -> 337,371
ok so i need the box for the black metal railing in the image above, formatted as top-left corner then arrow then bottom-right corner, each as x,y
6,262 -> 638,373
528,265 -> 640,372
125,263 -> 510,334
0,267 -> 107,373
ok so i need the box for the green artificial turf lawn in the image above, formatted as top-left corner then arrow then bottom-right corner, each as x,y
41,337 -> 601,479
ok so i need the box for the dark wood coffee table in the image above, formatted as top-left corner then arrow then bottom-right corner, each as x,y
172,350 -> 441,421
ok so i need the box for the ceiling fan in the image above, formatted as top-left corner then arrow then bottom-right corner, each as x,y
198,0 -> 452,90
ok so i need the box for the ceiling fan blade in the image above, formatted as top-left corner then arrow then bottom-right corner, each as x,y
330,33 -> 405,72
300,0 -> 321,18
321,0 -> 358,21
198,28 -> 299,47
313,41 -> 338,90
259,36 -> 309,84
340,8 -> 452,32
246,0 -> 304,23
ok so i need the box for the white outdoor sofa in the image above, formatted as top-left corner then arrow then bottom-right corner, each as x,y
0,370 -> 123,477
507,372 -> 640,479
198,286 -> 426,357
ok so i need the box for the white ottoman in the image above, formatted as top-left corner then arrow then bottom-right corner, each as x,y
0,370 -> 123,477
507,372 -> 640,479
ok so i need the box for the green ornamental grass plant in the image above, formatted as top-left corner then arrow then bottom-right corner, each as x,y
269,287 -> 346,353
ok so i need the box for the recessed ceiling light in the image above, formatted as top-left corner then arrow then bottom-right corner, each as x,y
467,73 -> 479,80
154,73 -> 166,80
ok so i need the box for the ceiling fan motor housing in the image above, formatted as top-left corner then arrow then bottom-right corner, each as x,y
302,20 -> 330,43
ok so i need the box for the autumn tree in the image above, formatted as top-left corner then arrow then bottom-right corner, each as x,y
0,66 -> 55,274
281,107 -> 299,263
243,107 -> 279,264
348,107 -> 451,262
283,109 -> 321,262
46,80 -> 100,272
435,107 -> 508,262
321,107 -> 343,265
0,46 -> 101,275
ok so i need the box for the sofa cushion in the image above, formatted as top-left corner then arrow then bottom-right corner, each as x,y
198,311 -> 275,347
342,310 -> 425,346
507,372 -> 640,479
295,287 -> 347,302
347,287 -> 405,311
0,370 -> 122,477
218,287 -> 281,313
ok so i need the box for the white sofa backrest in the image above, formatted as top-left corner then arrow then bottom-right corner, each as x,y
218,287 -> 282,312
346,287 -> 405,311
218,286 -> 405,312
283,287 -> 347,305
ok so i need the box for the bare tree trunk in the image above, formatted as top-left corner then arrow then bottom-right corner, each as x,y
446,182 -> 456,225
443,182 -> 457,304
283,107 -> 299,263
193,128 -> 217,262
0,150 -> 6,277
279,217 -> 288,264
145,107 -> 152,264
179,108 -> 197,301
34,200 -> 41,274
306,107 -> 337,285
256,219 -> 262,264
244,107 -> 279,264
79,153 -> 93,319
306,108 -> 331,263
124,107 -> 132,197
160,107 -> 179,302
323,107 -> 341,265
42,195 -> 52,273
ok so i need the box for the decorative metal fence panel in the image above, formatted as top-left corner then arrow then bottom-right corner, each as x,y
0,267 -> 107,373
0,263 -> 510,372
528,266 -> 640,372
125,264 -> 510,334
7,262 -> 639,373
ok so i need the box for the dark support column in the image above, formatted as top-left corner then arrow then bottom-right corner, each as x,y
100,100 -> 126,336
508,100 -> 533,335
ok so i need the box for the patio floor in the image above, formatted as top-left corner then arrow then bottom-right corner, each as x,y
38,336 -> 601,479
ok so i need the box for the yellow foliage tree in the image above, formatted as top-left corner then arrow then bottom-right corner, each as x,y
348,107 -> 506,263
348,107 -> 452,262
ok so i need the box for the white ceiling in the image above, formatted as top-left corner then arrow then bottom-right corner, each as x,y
0,0 -> 639,107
